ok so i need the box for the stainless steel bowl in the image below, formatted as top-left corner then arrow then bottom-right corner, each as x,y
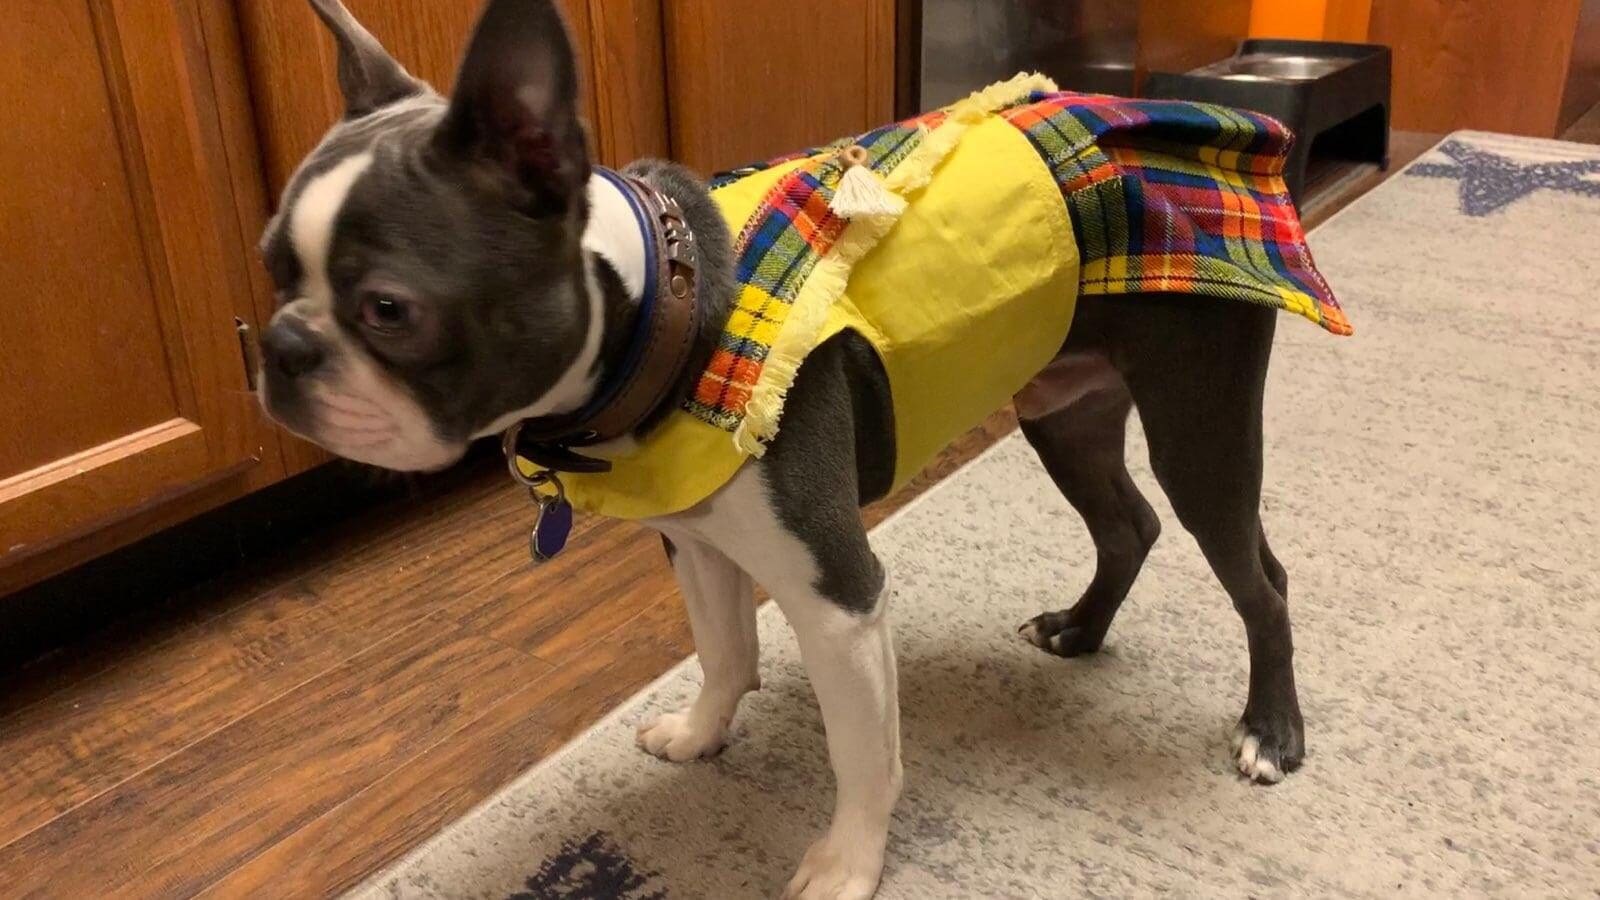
1190,53 -> 1354,82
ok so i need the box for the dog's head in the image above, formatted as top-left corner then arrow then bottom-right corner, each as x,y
256,0 -> 596,471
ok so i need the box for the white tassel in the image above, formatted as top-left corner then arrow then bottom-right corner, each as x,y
829,145 -> 907,219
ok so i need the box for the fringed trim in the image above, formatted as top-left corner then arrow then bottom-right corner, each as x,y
883,72 -> 1058,197
731,215 -> 896,456
731,72 -> 1060,457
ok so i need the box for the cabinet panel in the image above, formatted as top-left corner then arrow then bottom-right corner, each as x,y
0,0 -> 269,576
0,3 -> 180,481
1370,0 -> 1583,136
664,0 -> 897,175
584,0 -> 671,164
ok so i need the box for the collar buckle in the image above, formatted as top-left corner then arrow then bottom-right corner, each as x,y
657,194 -> 698,272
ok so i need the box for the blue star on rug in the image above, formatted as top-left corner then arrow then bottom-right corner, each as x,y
1407,138 -> 1600,216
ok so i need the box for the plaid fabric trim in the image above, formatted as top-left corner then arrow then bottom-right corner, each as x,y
687,109 -> 947,430
709,111 -> 949,190
1001,92 -> 1349,334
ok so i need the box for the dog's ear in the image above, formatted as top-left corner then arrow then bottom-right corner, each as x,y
431,0 -> 590,218
307,0 -> 424,117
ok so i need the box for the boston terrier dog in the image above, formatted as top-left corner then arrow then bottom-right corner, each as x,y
257,1 -> 1308,896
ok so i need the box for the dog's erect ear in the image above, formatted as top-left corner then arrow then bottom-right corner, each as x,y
432,0 -> 590,218
307,0 -> 424,117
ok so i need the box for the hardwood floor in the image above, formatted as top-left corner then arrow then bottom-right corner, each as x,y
0,128 -> 1494,897
0,406 -> 1019,898
1299,130 -> 1443,229
1561,99 -> 1600,143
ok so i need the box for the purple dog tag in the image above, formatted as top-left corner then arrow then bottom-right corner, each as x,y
531,494 -> 573,563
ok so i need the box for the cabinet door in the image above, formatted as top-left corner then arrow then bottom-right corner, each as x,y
0,2 -> 269,574
664,0 -> 898,175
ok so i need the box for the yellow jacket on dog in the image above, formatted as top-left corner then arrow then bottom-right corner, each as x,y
523,75 -> 1346,520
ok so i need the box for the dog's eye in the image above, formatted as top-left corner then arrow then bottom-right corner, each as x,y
359,290 -> 416,335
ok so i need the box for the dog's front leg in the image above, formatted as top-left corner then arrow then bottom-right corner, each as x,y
774,578 -> 901,900
682,467 -> 901,900
637,536 -> 760,761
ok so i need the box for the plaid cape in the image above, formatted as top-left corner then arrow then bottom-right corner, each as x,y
688,90 -> 1347,434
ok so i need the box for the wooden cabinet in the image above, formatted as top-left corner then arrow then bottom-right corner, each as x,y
0,1 -> 277,591
1369,0 -> 1599,137
1,0 -> 899,595
663,0 -> 897,174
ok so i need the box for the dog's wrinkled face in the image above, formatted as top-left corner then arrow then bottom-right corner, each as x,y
257,0 -> 595,471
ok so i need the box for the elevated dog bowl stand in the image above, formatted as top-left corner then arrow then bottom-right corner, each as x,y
1144,39 -> 1392,202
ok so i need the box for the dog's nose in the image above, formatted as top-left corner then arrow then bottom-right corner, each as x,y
261,315 -> 325,379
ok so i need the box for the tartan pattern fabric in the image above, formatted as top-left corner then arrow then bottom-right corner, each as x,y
687,91 -> 1347,433
687,109 -> 946,429
708,110 -> 949,190
1000,91 -> 1349,334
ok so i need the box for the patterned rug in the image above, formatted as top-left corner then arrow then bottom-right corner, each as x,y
352,132 -> 1600,898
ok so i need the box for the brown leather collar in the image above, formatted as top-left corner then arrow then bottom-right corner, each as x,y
505,168 -> 702,475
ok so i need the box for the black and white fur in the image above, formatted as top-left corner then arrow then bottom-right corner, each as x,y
258,2 -> 1306,896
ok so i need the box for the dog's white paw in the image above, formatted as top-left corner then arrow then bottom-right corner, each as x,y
781,829 -> 885,900
1231,725 -> 1285,784
635,709 -> 728,762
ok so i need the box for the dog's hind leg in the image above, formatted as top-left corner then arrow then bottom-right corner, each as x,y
1114,296 -> 1304,783
636,536 -> 760,761
1259,523 -> 1289,600
1014,354 -> 1161,656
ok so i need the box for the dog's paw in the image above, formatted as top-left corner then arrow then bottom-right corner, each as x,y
1018,609 -> 1107,657
781,829 -> 885,900
1231,718 -> 1304,784
635,709 -> 728,762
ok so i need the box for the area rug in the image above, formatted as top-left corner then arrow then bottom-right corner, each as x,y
353,131 -> 1600,898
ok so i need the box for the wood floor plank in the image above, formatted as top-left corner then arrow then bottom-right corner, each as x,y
0,469 -> 503,716
1562,100 -> 1600,143
1299,132 -> 1442,230
0,618 -> 551,899
196,596 -> 694,899
450,517 -> 673,665
0,474 -> 530,847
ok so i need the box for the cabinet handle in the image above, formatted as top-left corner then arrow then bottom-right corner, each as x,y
235,318 -> 261,393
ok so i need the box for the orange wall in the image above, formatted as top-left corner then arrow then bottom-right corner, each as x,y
1249,0 -> 1371,41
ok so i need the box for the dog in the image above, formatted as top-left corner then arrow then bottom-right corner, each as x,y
258,1 -> 1326,896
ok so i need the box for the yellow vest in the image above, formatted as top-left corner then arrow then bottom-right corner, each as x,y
535,77 -> 1077,519
518,75 -> 1345,520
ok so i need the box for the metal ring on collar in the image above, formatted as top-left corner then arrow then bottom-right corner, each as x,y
501,423 -> 551,489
